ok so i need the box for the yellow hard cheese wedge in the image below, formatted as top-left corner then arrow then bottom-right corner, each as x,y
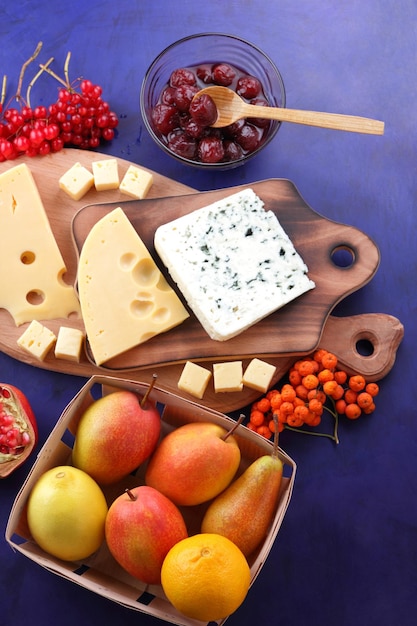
77,207 -> 189,365
0,163 -> 81,326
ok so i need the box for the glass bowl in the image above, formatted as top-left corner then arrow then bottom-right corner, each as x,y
140,33 -> 286,170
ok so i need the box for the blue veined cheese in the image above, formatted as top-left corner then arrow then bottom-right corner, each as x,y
154,188 -> 315,341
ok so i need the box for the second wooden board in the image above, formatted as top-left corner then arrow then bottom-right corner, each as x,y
72,179 -> 380,370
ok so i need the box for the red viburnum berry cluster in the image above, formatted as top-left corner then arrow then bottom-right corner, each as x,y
0,43 -> 119,162
0,79 -> 118,162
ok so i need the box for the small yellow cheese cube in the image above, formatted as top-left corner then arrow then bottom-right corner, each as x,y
178,361 -> 212,399
59,162 -> 94,201
119,165 -> 153,199
242,358 -> 277,393
213,361 -> 243,393
92,158 -> 120,191
17,320 -> 57,361
55,326 -> 85,362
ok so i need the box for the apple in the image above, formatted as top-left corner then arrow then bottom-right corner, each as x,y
105,485 -> 188,584
72,385 -> 161,485
145,420 -> 242,506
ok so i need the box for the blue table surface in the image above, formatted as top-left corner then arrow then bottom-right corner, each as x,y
1,2 -> 416,625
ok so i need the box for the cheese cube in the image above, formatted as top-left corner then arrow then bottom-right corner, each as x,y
17,320 -> 56,361
55,326 -> 85,362
119,165 -> 153,199
92,158 -> 120,191
243,358 -> 277,393
213,361 -> 243,393
59,162 -> 94,200
178,361 -> 212,399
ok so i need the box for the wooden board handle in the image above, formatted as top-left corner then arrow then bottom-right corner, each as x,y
318,313 -> 404,380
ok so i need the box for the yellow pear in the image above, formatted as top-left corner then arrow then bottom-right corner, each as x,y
201,419 -> 283,556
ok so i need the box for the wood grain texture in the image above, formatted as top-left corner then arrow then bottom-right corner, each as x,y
0,149 -> 402,412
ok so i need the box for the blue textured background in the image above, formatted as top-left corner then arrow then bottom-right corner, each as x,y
1,2 -> 416,625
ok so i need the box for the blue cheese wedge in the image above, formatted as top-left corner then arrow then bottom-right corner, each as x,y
154,188 -> 315,341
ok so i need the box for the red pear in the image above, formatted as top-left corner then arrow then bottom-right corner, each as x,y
145,418 -> 243,506
105,485 -> 188,584
72,383 -> 161,485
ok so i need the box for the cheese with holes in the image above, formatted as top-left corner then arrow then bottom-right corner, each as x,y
92,158 -> 120,191
59,162 -> 94,200
77,207 -> 189,365
119,165 -> 153,199
0,163 -> 81,326
17,319 -> 57,361
154,188 -> 315,341
178,361 -> 212,399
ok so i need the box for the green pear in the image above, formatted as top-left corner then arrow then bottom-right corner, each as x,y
201,418 -> 283,557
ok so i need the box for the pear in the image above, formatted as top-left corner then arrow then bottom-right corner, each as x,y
105,485 -> 188,584
201,417 -> 283,557
72,378 -> 161,485
145,416 -> 244,506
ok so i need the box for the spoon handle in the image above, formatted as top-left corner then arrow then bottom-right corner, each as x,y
248,104 -> 385,135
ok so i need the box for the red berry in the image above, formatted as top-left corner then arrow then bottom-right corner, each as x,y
0,139 -> 17,159
173,84 -> 199,112
13,135 -> 30,152
81,80 -> 93,94
151,103 -> 179,135
236,76 -> 262,99
51,136 -> 64,152
101,127 -> 115,141
34,105 -> 47,119
168,130 -> 198,160
189,94 -> 217,126
198,136 -> 225,163
38,140 -> 51,155
235,123 -> 261,152
96,113 -> 109,128
212,63 -> 236,86
169,68 -> 196,87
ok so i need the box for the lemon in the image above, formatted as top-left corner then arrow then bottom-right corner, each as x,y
27,465 -> 108,561
161,533 -> 251,622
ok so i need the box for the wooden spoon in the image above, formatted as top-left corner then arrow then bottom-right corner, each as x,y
195,86 -> 385,135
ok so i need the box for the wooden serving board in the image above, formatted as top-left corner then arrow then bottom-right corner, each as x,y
0,149 -> 403,412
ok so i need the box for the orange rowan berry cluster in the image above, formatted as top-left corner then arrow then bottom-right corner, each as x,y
248,349 -> 379,441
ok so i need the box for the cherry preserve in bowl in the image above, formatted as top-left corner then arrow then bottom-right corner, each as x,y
140,33 -> 286,170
